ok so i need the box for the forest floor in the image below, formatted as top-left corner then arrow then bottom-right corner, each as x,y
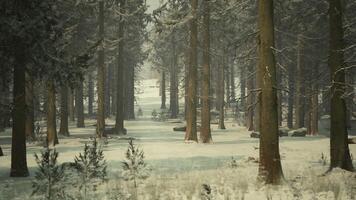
0,79 -> 355,200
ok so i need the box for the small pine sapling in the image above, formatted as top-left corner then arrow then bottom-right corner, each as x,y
122,139 -> 150,188
151,109 -> 158,121
73,138 -> 107,199
32,148 -> 67,200
200,184 -> 213,200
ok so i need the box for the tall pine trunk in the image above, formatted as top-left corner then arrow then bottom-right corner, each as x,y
246,65 -> 254,131
76,82 -> 85,128
287,64 -> 295,129
170,31 -> 179,119
200,0 -> 212,143
97,0 -> 106,137
125,65 -> 135,120
161,70 -> 166,109
257,0 -> 283,184
218,55 -> 226,130
88,71 -> 94,116
46,81 -> 59,146
185,0 -> 198,142
115,0 -> 126,135
68,88 -> 75,122
328,0 -> 354,171
10,42 -> 29,177
294,35 -> 305,128
25,71 -> 35,140
59,86 -> 70,136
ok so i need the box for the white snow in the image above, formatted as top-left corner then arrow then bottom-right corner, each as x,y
0,79 -> 355,199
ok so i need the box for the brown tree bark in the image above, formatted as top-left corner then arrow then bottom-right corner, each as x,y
10,42 -> 29,177
76,82 -> 85,128
97,0 -> 106,138
106,65 -> 111,117
287,64 -> 295,129
88,71 -> 94,116
246,66 -> 254,131
59,86 -> 70,136
161,70 -> 167,109
294,35 -> 305,128
169,31 -> 179,119
328,0 -> 354,171
114,0 -> 126,135
185,0 -> 198,142
125,64 -> 135,120
200,0 -> 212,143
46,81 -> 59,147
257,0 -> 283,184
25,71 -> 35,140
218,54 -> 226,130
68,88 -> 75,122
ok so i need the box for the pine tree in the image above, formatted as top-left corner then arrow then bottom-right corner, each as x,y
121,139 -> 149,188
32,148 -> 66,200
73,138 -> 107,199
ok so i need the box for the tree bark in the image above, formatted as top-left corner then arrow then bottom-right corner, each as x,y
125,65 -> 135,120
161,70 -> 166,109
294,35 -> 305,128
230,61 -> 236,104
246,65 -> 254,131
169,31 -> 179,119
76,82 -> 85,128
46,81 -> 59,147
114,0 -> 126,135
328,0 -> 354,171
287,64 -> 295,129
25,71 -> 35,140
88,71 -> 94,116
68,88 -> 75,122
105,65 -> 111,117
10,42 -> 29,177
218,55 -> 226,130
257,0 -> 283,184
185,0 -> 198,142
200,0 -> 212,143
0,146 -> 3,157
59,86 -> 70,136
240,66 -> 246,112
97,0 -> 106,138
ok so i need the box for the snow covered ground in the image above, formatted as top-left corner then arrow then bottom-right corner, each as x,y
0,79 -> 355,199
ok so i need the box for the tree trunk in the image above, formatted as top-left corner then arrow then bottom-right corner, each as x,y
294,35 -> 305,128
76,82 -> 85,128
170,31 -> 179,119
161,70 -> 166,109
225,60 -> 231,108
46,81 -> 59,147
200,0 -> 212,143
97,0 -> 106,138
68,88 -> 75,122
218,54 -> 226,130
10,42 -> 29,177
125,65 -> 135,120
287,64 -> 295,129
257,0 -> 283,184
240,66 -> 246,112
88,71 -> 94,116
114,0 -> 126,135
246,65 -> 254,131
111,64 -> 117,115
185,0 -> 198,142
25,71 -> 35,140
59,86 -> 70,136
230,62 -> 236,103
328,0 -> 354,171
0,146 -> 3,157
310,65 -> 319,135
105,65 -> 111,117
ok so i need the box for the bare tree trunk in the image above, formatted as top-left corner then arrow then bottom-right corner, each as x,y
0,146 -> 3,156
240,66 -> 246,112
111,64 -> 117,115
68,88 -> 75,122
97,0 -> 106,138
246,65 -> 254,131
200,0 -> 212,143
287,64 -> 295,129
46,81 -> 59,147
10,43 -> 29,177
170,31 -> 179,119
328,0 -> 354,171
230,62 -> 236,103
310,65 -> 319,135
161,70 -> 166,109
218,55 -> 226,130
185,0 -> 198,142
59,86 -> 70,136
25,71 -> 35,140
76,82 -> 85,128
225,60 -> 231,108
257,0 -> 283,184
105,65 -> 111,117
125,65 -> 135,120
114,0 -> 126,135
294,35 -> 305,128
88,71 -> 94,116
